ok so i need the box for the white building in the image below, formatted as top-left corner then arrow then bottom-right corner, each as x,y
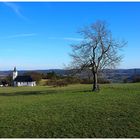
13,67 -> 36,87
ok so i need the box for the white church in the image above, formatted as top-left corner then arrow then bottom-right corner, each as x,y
13,67 -> 36,87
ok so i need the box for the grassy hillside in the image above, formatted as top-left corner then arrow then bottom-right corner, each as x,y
0,83 -> 140,138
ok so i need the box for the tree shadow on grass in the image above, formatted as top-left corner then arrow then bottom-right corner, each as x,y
83,90 -> 94,93
72,89 -> 101,94
0,90 -> 58,96
73,90 -> 93,93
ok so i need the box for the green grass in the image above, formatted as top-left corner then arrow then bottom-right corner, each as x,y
0,83 -> 140,138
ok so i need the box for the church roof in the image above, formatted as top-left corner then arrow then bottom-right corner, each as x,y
14,76 -> 34,82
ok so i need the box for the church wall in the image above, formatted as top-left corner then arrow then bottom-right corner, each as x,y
15,81 -> 36,87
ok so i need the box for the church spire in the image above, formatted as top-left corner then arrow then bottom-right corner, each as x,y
13,67 -> 18,80
14,67 -> 17,72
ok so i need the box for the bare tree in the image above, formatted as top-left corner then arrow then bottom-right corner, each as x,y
70,20 -> 127,91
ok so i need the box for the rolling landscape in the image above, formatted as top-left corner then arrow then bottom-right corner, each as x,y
0,68 -> 140,83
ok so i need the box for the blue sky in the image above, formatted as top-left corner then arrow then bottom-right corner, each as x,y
0,2 -> 140,70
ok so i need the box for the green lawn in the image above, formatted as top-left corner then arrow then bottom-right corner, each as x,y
0,83 -> 140,138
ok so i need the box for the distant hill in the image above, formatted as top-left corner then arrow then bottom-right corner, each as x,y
0,69 -> 70,78
102,69 -> 140,83
0,68 -> 140,83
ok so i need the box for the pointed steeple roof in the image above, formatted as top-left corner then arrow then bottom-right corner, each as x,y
14,67 -> 17,72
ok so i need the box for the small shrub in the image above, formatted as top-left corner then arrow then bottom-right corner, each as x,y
132,76 -> 140,83
46,79 -> 68,87
80,79 -> 93,84
98,78 -> 111,84
64,76 -> 81,84
123,78 -> 128,83
56,79 -> 68,87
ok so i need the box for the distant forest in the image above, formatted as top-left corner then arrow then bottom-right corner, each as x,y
0,69 -> 140,84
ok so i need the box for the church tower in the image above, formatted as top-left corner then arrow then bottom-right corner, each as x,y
13,67 -> 18,80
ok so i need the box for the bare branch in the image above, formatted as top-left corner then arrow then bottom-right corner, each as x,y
69,20 -> 127,91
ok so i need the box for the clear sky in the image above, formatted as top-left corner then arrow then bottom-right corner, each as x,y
0,2 -> 140,70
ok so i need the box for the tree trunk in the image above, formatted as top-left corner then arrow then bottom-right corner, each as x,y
92,72 -> 99,91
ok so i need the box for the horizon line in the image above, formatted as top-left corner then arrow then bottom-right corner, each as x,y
0,68 -> 140,71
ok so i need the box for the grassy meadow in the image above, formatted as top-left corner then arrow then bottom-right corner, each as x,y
0,83 -> 140,138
